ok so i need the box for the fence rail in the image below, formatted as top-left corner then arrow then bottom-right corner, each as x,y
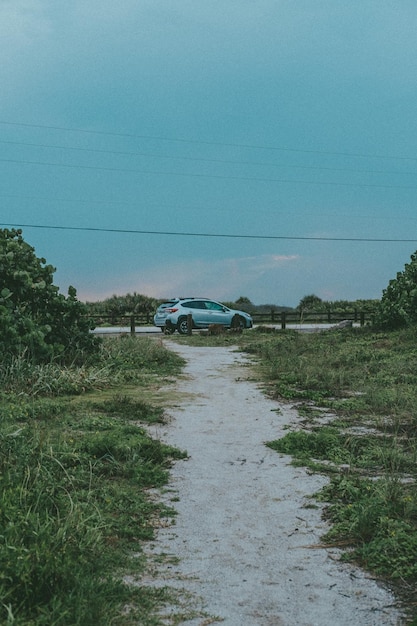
251,309 -> 373,328
90,309 -> 375,335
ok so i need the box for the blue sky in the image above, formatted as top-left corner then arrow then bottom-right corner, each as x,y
1,1 -> 417,307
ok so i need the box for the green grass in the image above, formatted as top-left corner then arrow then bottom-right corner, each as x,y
317,476 -> 417,579
5,327 -> 417,622
0,336 -> 184,396
238,325 -> 417,621
0,336 -> 188,625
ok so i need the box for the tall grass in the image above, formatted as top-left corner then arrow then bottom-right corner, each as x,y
0,337 -> 186,625
0,336 -> 184,396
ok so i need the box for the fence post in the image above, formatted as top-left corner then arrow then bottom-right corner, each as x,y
360,311 -> 365,326
130,315 -> 135,336
271,309 -> 275,323
281,311 -> 286,329
187,313 -> 192,335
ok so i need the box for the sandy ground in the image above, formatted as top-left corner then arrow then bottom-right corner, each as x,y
139,342 -> 405,626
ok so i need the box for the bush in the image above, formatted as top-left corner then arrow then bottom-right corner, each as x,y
374,250 -> 417,329
0,228 -> 100,363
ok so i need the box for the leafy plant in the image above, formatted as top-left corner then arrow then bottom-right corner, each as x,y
374,249 -> 417,328
0,228 -> 100,363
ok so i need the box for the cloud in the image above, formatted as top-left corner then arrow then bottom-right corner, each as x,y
270,254 -> 299,263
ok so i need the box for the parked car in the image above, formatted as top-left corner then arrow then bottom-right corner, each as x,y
153,298 -> 253,334
153,299 -> 180,329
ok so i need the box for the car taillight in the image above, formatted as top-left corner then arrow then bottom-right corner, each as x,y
166,308 -> 178,313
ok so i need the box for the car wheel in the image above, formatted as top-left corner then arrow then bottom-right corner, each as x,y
231,314 -> 245,330
238,316 -> 246,330
177,316 -> 190,335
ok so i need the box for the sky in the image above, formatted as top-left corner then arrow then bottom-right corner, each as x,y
1,1 -> 417,307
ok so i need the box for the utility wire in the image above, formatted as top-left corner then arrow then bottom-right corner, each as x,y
2,157 -> 417,190
2,222 -> 416,242
1,119 -> 416,162
0,139 -> 415,177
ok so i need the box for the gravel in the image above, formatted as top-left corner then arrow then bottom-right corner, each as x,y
139,342 -> 404,626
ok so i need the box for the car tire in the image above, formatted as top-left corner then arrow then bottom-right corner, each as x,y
177,316 -> 190,335
231,314 -> 245,330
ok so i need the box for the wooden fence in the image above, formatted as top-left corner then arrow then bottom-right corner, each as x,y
251,309 -> 372,329
90,309 -> 374,334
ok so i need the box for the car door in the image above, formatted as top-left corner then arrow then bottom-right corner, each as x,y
202,301 -> 231,326
182,300 -> 208,328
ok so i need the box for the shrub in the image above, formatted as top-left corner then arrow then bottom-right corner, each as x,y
374,249 -> 417,329
0,228 -> 100,363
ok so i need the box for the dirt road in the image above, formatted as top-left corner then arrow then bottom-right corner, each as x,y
141,342 -> 404,625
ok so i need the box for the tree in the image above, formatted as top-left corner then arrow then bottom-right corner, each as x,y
374,250 -> 417,328
235,296 -> 252,306
0,228 -> 99,362
297,294 -> 323,313
228,296 -> 254,312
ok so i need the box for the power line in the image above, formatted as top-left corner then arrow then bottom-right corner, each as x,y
1,139 -> 415,177
2,222 -> 417,242
2,157 -> 417,190
1,119 -> 416,162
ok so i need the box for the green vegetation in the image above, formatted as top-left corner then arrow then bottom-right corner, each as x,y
86,293 -> 159,325
297,293 -> 324,313
0,230 -> 203,624
0,228 -> 99,364
240,325 -> 417,618
0,336 -> 188,625
296,294 -> 378,315
374,250 -> 417,328
3,229 -> 417,621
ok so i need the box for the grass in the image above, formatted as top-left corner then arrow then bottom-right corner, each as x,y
5,326 -> 417,622
236,325 -> 417,622
0,336 -> 190,625
0,335 -> 183,396
145,327 -> 417,619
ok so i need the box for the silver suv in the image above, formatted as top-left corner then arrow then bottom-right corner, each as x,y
153,298 -> 253,334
